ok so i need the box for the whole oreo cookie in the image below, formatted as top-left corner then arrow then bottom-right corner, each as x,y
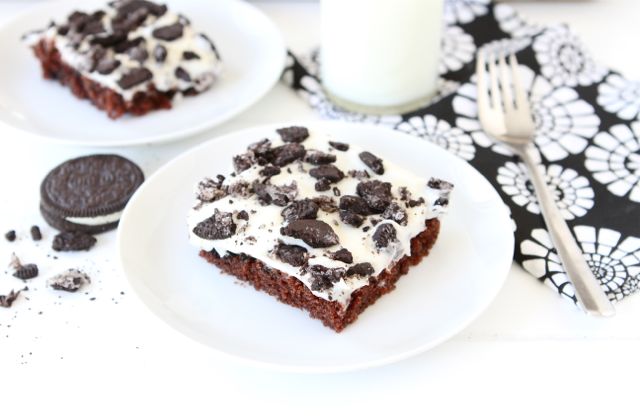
40,155 -> 144,234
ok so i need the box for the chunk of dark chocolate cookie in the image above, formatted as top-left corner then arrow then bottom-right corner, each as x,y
117,67 -> 152,89
281,220 -> 339,248
52,231 -> 97,251
281,199 -> 319,222
346,262 -> 374,277
272,143 -> 306,167
372,223 -> 397,249
277,126 -> 309,143
329,141 -> 349,151
152,22 -> 183,41
192,209 -> 236,240
13,264 -> 39,281
339,210 -> 365,228
356,180 -> 393,213
309,165 -> 345,183
274,243 -> 308,267
305,150 -> 336,165
196,175 -> 227,203
359,151 -> 384,175
381,202 -> 408,225
47,268 -> 91,292
0,289 -> 22,308
308,265 -> 345,291
339,195 -> 371,215
329,248 -> 353,264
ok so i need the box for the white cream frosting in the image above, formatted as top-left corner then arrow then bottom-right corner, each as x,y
187,128 -> 451,309
66,210 -> 122,226
25,2 -> 222,101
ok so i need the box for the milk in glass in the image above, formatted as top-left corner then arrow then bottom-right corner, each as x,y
321,0 -> 443,113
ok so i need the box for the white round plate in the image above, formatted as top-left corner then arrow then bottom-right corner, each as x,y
0,0 -> 286,147
118,122 -> 514,373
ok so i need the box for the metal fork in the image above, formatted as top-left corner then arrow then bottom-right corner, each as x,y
476,48 -> 615,317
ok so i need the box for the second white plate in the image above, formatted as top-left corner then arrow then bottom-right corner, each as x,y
0,0 -> 286,147
118,122 -> 514,372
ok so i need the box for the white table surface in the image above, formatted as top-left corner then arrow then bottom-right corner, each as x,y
1,1 -> 639,418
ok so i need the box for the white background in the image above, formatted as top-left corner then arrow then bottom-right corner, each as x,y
1,1 -> 639,419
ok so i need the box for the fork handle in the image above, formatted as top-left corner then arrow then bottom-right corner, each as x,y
518,144 -> 616,317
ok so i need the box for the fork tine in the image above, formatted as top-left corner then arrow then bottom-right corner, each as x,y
498,51 -> 514,112
487,52 -> 502,112
476,49 -> 489,113
509,52 -> 530,114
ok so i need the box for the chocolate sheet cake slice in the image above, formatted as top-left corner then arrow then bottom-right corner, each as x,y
23,0 -> 223,119
188,126 -> 453,332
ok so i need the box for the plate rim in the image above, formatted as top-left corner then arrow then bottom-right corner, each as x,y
117,121 -> 515,373
0,0 -> 287,147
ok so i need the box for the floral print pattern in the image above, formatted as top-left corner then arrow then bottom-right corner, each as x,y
497,162 -> 594,220
397,115 -> 476,161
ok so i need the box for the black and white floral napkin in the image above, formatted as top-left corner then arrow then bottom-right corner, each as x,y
281,0 -> 640,304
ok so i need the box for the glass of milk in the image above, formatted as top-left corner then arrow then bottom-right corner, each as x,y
321,0 -> 443,114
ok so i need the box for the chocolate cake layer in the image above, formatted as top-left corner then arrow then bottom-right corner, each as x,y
200,219 -> 440,332
33,39 -> 172,118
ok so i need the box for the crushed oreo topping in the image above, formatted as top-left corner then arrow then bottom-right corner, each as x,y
281,199 -> 319,222
339,210 -> 365,228
13,264 -> 39,281
52,231 -> 97,251
232,153 -> 253,174
175,66 -> 191,82
314,179 -> 331,192
372,223 -> 397,249
305,150 -> 336,165
274,243 -> 308,267
309,165 -> 345,183
329,248 -> 353,264
47,268 -> 91,292
152,22 -> 184,41
128,45 -> 149,63
359,151 -> 384,175
196,175 -> 227,202
117,67 -> 152,89
339,195 -> 371,215
312,196 -> 338,213
183,51 -> 200,60
153,44 -> 167,62
236,210 -> 249,221
228,181 -> 252,198
427,178 -> 455,191
281,220 -> 339,248
329,141 -> 349,151
259,165 -> 281,178
348,169 -> 370,180
382,202 -> 408,226
96,58 -> 121,75
356,180 -> 393,213
277,126 -> 309,143
193,209 -> 236,240
308,265 -> 345,291
272,143 -> 306,167
346,262 -> 374,278
253,181 -> 298,206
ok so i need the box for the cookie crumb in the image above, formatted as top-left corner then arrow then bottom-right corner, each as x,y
30,225 -> 42,241
4,230 -> 16,242
48,269 -> 91,292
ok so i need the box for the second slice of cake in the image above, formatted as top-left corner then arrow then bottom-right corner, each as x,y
188,126 -> 453,332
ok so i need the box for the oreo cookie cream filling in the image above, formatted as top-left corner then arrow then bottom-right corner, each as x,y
187,127 -> 453,308
23,0 -> 223,101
